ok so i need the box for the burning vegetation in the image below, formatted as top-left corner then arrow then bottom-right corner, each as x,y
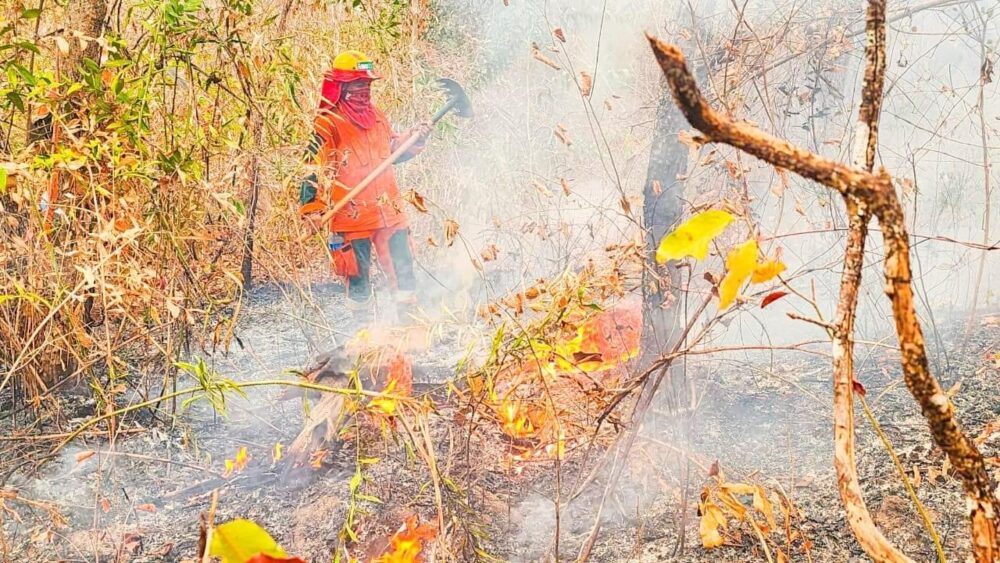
2,0 -> 1000,562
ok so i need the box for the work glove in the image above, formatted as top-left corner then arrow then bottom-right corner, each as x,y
415,120 -> 433,141
298,173 -> 320,206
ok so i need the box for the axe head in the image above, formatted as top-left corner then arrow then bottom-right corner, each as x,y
438,78 -> 473,118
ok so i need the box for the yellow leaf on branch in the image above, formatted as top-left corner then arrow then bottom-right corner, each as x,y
718,240 -> 757,309
753,485 -> 777,532
655,209 -> 734,263
751,259 -> 786,283
699,499 -> 728,549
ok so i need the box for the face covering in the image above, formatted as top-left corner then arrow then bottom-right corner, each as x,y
320,72 -> 376,129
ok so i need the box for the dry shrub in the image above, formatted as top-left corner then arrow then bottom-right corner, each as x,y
0,0 -> 445,409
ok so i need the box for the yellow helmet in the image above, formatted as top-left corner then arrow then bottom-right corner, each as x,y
332,50 -> 378,78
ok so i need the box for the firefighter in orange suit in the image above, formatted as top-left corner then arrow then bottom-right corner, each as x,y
299,51 -> 430,310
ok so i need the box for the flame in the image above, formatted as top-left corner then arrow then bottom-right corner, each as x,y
498,398 -> 535,438
486,300 -> 642,460
377,516 -> 436,563
223,446 -> 250,477
309,448 -> 328,469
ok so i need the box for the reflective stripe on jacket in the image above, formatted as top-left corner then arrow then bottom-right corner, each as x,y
302,108 -> 409,233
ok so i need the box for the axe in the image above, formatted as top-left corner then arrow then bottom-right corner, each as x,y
298,78 -> 472,242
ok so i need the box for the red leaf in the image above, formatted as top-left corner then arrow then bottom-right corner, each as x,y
760,291 -> 789,308
708,460 -> 720,477
852,379 -> 867,396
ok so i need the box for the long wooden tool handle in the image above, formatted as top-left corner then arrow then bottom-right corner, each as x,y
297,132 -> 421,243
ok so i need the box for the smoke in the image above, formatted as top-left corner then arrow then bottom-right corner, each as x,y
411,0 -> 1000,557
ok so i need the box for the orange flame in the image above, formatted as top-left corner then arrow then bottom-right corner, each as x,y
377,516 -> 436,563
498,398 -> 535,438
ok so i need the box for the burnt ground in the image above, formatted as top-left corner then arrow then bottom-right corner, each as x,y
1,283 -> 998,562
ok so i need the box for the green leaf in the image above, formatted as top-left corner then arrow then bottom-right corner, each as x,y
656,210 -> 734,263
210,519 -> 287,563
20,8 -> 42,19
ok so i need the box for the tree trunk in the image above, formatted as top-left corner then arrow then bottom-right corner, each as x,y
641,80 -> 686,353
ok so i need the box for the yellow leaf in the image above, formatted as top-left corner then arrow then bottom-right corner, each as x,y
699,500 -> 728,549
718,240 -> 758,309
370,380 -> 398,415
210,519 -> 288,563
751,260 -> 786,284
272,442 -> 283,463
716,489 -> 748,520
720,482 -> 756,496
753,486 -> 777,532
656,210 -> 734,263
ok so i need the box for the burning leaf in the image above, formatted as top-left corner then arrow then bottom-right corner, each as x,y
75,450 -> 96,463
699,499 -> 727,549
210,519 -> 293,563
751,260 -> 786,283
378,516 -> 437,563
443,219 -> 459,247
531,43 -> 561,70
480,244 -> 499,262
403,190 -> 428,213
553,27 -> 566,42
579,71 -> 593,97
760,291 -> 789,308
656,210 -> 734,263
719,240 -> 758,309
554,125 -> 572,146
272,442 -> 283,463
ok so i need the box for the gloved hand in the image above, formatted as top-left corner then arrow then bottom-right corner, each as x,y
298,173 -> 320,206
415,120 -> 433,141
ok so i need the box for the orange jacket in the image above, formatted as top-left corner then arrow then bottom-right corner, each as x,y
300,108 -> 417,233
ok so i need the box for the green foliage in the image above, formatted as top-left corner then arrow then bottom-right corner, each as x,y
175,357 -> 246,415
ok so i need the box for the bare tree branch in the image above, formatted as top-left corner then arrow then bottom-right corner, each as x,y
647,26 -> 999,562
829,2 -> 914,561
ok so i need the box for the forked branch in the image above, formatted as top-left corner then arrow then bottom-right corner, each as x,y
647,24 -> 998,562
831,1 -> 914,561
